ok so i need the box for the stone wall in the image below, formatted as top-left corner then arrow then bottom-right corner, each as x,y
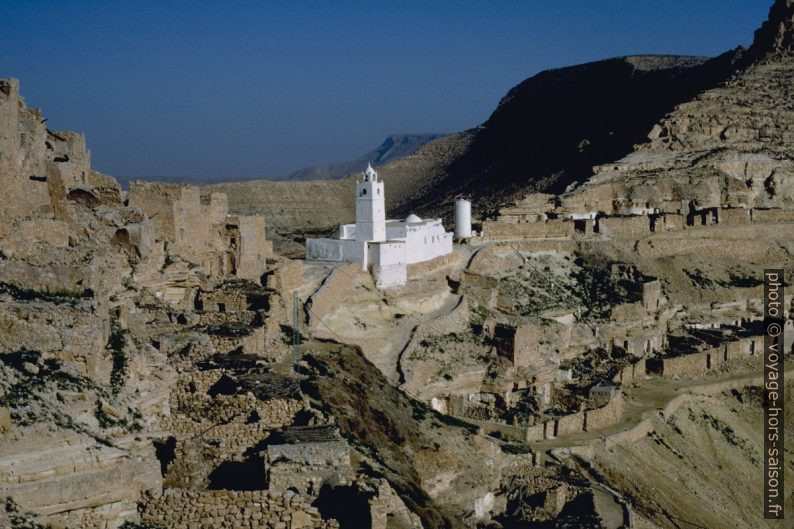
170,371 -> 303,427
0,406 -> 11,432
752,208 -> 794,223
459,416 -> 528,443
613,362 -> 642,385
554,410 -> 585,437
646,335 -> 762,377
367,478 -> 424,529
227,215 -> 272,281
642,280 -> 662,312
481,219 -> 574,240
266,441 -> 349,468
207,325 -> 268,356
524,422 -> 549,443
719,207 -> 751,224
45,129 -> 122,208
406,250 -> 460,276
127,182 -> 183,244
165,370 -> 304,458
197,289 -> 251,313
597,215 -> 651,238
525,390 -> 625,441
652,213 -> 686,232
459,270 -> 499,308
140,489 -> 336,529
493,319 -> 572,368
583,392 -> 624,431
647,351 -> 709,377
264,427 -> 353,497
0,79 -> 52,219
127,182 -> 272,279
264,259 -> 305,294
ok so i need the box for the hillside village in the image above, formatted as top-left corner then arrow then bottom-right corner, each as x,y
1,2 -> 794,529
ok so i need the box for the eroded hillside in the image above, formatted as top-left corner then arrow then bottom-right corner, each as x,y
2,1 -> 794,529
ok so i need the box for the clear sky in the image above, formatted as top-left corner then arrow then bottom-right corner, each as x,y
1,1 -> 771,181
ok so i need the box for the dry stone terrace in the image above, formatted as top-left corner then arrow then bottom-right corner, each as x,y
139,489 -> 337,529
3,1 -> 794,527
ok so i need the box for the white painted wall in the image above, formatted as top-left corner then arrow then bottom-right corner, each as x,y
404,220 -> 452,263
306,238 -> 363,262
385,221 -> 407,240
339,223 -> 356,239
368,240 -> 407,266
306,167 -> 454,288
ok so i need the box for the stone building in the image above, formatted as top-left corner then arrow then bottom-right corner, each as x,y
305,164 -> 453,288
492,317 -> 572,369
127,181 -> 272,280
263,425 -> 352,497
0,78 -> 121,220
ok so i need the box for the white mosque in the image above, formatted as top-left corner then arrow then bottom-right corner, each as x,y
305,164 -> 457,288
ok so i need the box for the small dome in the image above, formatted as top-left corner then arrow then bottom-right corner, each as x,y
405,213 -> 422,223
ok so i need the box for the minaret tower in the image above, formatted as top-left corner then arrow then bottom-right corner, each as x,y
356,163 -> 386,242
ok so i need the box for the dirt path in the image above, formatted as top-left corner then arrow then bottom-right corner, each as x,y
530,361 -> 794,451
373,291 -> 463,384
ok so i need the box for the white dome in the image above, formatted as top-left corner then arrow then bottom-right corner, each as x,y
404,213 -> 422,223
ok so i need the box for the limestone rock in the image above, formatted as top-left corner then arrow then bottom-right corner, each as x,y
0,407 -> 11,433
751,0 -> 794,58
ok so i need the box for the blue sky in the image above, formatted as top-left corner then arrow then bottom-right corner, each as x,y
1,1 -> 771,181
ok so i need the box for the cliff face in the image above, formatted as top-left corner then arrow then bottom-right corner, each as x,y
563,1 -> 794,215
423,53 -> 742,210
218,52 -> 744,239
0,80 -> 289,528
750,0 -> 794,58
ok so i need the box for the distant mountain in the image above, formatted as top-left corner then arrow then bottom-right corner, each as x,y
277,133 -> 446,181
115,133 -> 444,188
211,54 -> 743,241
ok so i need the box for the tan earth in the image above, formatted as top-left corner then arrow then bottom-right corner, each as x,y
2,1 -> 794,529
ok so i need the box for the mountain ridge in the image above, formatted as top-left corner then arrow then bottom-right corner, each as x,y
114,133 -> 444,187
277,133 -> 446,181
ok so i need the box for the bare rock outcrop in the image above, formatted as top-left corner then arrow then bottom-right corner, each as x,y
751,0 -> 794,59
0,78 -> 287,528
0,425 -> 161,526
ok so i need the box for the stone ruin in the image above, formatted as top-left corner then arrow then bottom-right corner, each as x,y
0,78 -> 121,221
263,425 -> 353,497
127,180 -> 273,280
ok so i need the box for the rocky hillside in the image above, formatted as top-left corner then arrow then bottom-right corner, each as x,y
2,2 -> 794,528
750,0 -> 794,58
208,132 -> 473,255
280,133 -> 446,181
562,0 -> 794,217
214,52 -> 746,242
589,382 -> 794,529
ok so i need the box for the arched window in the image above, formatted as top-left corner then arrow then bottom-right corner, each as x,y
360,188 -> 367,196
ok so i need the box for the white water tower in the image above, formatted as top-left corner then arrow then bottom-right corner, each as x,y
454,198 -> 472,239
